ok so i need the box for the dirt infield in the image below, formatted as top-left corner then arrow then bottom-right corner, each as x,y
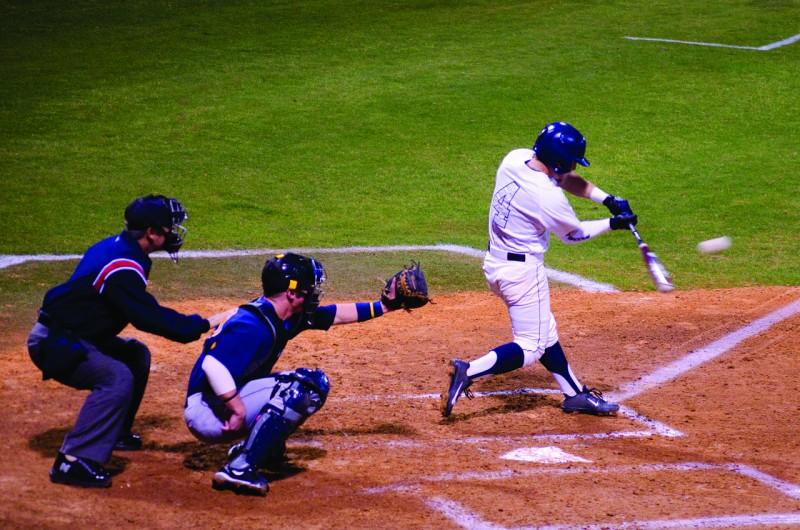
2,287 -> 800,528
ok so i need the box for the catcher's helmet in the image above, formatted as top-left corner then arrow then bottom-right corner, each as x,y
261,253 -> 326,315
124,194 -> 188,260
533,122 -> 590,174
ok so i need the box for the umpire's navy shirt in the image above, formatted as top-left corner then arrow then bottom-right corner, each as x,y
40,231 -> 209,345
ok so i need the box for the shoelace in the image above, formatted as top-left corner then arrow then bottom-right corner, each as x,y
584,387 -> 606,400
462,380 -> 474,400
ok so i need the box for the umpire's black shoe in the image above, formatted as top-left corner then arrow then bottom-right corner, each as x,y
114,432 -> 143,451
49,452 -> 112,488
440,359 -> 473,417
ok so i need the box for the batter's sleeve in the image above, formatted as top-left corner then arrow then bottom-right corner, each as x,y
555,218 -> 612,245
539,189 -> 583,239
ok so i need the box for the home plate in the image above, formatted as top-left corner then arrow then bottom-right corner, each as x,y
500,446 -> 592,464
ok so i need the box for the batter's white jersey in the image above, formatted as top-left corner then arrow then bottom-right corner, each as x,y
483,148 -> 583,360
487,148 -> 581,255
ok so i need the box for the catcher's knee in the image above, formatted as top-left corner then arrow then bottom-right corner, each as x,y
261,367 -> 330,429
276,367 -> 330,417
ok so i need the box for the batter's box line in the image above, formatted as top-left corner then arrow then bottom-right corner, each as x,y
428,498 -> 800,530
368,462 -> 800,499
366,462 -> 800,529
331,387 -> 683,439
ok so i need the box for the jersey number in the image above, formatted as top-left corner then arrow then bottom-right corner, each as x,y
490,182 -> 520,228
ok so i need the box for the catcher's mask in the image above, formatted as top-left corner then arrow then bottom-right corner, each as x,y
124,194 -> 188,262
261,253 -> 326,317
533,121 -> 590,175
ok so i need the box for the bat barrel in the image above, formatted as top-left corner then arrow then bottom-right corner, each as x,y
629,225 -> 675,293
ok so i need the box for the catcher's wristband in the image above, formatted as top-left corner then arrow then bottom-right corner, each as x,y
356,301 -> 384,322
221,391 -> 239,403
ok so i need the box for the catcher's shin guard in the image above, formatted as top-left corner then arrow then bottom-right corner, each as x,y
234,369 -> 330,468
237,407 -> 295,468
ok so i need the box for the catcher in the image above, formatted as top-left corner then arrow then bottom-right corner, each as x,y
183,253 -> 428,495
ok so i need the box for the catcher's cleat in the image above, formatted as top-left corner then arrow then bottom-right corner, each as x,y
441,359 -> 473,417
212,464 -> 269,496
49,452 -> 112,488
113,432 -> 143,451
562,387 -> 619,415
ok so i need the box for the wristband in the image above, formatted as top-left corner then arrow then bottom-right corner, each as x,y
589,186 -> 610,204
221,391 -> 239,403
356,301 -> 384,322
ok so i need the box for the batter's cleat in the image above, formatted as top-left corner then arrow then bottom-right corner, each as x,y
562,387 -> 619,415
212,464 -> 269,496
441,359 -> 473,418
113,432 -> 143,451
49,452 -> 112,488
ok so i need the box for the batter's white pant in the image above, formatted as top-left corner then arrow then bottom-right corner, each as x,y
483,252 -> 558,365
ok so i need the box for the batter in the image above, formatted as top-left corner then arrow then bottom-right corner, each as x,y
442,122 -> 637,417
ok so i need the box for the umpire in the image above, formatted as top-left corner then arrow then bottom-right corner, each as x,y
28,194 -> 229,489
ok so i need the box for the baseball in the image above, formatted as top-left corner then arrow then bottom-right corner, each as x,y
697,236 -> 732,254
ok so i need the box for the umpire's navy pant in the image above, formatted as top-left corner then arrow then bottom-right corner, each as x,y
28,322 -> 151,464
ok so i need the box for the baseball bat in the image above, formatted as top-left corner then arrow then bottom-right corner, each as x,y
629,224 -> 674,293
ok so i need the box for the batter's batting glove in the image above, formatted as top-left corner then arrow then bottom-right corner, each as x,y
603,195 -> 633,216
610,213 -> 637,230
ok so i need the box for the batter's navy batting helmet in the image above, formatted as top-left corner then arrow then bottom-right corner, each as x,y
124,194 -> 188,260
533,122 -> 590,174
261,253 -> 326,314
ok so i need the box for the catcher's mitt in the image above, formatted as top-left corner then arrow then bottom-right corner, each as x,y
381,261 -> 430,310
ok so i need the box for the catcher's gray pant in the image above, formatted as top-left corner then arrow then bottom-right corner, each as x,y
184,377 -> 279,443
27,322 -> 151,464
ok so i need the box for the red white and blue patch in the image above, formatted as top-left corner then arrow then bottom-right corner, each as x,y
92,259 -> 147,293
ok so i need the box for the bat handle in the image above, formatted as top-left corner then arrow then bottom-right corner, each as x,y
628,223 -> 644,245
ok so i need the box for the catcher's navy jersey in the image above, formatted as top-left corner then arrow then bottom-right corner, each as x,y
185,297 -> 335,403
39,231 -> 209,344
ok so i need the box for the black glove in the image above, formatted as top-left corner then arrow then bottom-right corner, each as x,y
610,213 -> 637,230
603,195 -> 633,216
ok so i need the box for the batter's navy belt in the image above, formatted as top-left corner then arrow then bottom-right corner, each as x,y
486,245 -> 541,262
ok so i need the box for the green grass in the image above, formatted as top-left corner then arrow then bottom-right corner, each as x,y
1,0 -> 799,290
0,250 -> 492,334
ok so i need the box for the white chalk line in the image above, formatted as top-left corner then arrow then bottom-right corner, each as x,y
331,386 -> 683,439
375,463 -> 800,529
294,429 -> 660,453
616,405 -> 683,437
332,387 -> 561,402
367,461 -> 800,495
609,297 -> 800,403
0,244 -> 619,293
366,462 -> 716,494
428,497 -> 800,530
625,33 -> 800,51
351,294 -> 800,527
727,463 -> 800,500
